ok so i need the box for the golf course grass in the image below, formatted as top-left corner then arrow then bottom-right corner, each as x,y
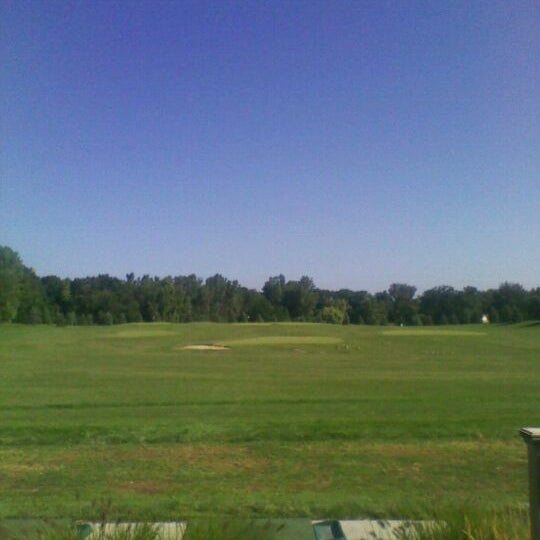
0,322 -> 538,521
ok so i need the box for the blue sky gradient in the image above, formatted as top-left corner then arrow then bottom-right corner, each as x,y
2,1 -> 539,291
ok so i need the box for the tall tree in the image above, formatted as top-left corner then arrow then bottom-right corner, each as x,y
0,247 -> 32,321
282,276 -> 317,321
262,275 -> 286,306
388,283 -> 417,324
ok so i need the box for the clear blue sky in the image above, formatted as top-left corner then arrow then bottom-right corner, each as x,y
2,0 -> 539,292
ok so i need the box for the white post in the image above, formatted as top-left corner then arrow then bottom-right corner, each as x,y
520,428 -> 540,540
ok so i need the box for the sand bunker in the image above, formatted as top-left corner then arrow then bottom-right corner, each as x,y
182,344 -> 230,351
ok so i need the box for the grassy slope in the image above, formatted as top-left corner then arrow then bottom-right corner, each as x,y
0,322 -> 538,519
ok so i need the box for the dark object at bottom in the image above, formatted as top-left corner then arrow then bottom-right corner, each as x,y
312,520 -> 347,540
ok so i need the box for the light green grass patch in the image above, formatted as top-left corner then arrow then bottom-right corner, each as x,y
112,329 -> 174,339
381,329 -> 486,337
217,335 -> 343,347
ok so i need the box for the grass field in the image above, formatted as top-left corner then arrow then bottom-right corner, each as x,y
0,322 -> 539,522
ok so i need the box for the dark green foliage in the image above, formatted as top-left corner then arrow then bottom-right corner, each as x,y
281,276 -> 317,320
0,246 -> 24,321
1,245 -> 539,326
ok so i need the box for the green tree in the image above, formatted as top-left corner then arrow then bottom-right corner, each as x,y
282,276 -> 317,321
388,283 -> 417,324
360,294 -> 389,325
528,289 -> 540,320
320,306 -> 344,324
244,291 -> 275,322
420,286 -> 456,325
318,297 -> 349,324
0,246 -> 24,321
492,282 -> 527,322
262,275 -> 286,306
15,268 -> 47,323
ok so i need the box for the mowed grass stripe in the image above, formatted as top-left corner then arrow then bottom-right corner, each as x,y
1,384 -> 539,446
0,440 -> 526,519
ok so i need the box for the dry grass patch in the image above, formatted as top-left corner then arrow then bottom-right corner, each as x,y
122,444 -> 272,474
112,481 -> 166,495
0,462 -> 48,474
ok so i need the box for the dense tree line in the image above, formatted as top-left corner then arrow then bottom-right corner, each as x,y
1,246 -> 539,326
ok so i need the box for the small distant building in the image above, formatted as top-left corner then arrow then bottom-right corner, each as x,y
481,314 -> 489,324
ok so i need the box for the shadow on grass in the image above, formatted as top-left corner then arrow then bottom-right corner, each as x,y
519,321 -> 540,328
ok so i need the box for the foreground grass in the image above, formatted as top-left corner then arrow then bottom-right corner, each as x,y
0,520 -> 276,540
0,322 -> 538,519
0,511 -> 530,540
0,440 -> 526,518
403,507 -> 529,539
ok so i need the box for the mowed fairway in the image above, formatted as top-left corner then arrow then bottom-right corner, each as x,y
0,322 -> 539,520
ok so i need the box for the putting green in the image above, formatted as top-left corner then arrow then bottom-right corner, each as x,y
217,335 -> 343,347
112,329 -> 173,338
